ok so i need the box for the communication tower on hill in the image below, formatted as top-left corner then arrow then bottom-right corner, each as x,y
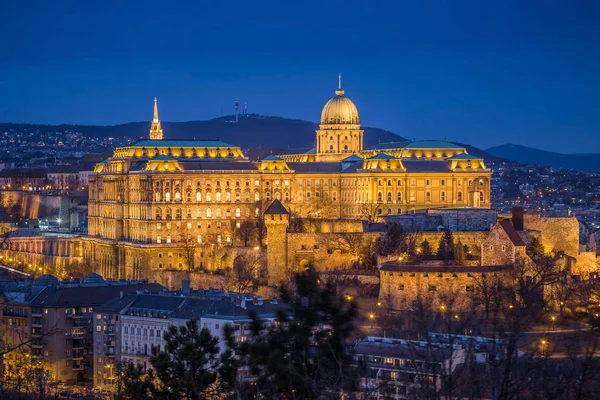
235,98 -> 239,123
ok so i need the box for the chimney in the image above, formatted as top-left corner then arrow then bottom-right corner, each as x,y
512,207 -> 524,231
181,279 -> 190,296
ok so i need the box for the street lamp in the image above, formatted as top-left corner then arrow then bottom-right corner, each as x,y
368,312 -> 375,328
550,316 -> 556,330
440,305 -> 446,312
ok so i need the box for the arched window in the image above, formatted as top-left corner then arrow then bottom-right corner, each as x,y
245,192 -> 250,201
458,191 -> 463,202
196,192 -> 201,202
225,192 -> 231,202
216,192 -> 222,202
388,180 -> 392,186
175,208 -> 182,219
397,180 -> 402,186
175,192 -> 181,201
441,191 -> 446,201
387,192 -> 392,202
235,192 -> 240,201
216,208 -> 222,218
235,208 -> 241,218
206,208 -> 212,218
329,145 -> 334,151
156,208 -> 162,219
206,192 -> 211,202
254,192 -> 260,202
480,191 -> 484,201
155,192 -> 161,202
377,192 -> 383,202
166,208 -> 172,219
186,192 -> 191,202
165,192 -> 171,202
397,192 -> 402,201
266,192 -> 271,201
344,145 -> 348,151
284,192 -> 290,201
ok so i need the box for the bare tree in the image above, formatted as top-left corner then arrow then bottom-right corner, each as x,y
227,252 -> 262,292
235,219 -> 256,247
360,203 -> 382,230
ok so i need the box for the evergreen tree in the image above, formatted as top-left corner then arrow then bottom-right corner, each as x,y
226,267 -> 358,398
526,237 -> 545,260
455,239 -> 465,265
121,320 -> 236,400
420,239 -> 433,258
437,228 -> 455,261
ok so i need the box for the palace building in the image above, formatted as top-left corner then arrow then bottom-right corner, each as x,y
84,79 -> 492,280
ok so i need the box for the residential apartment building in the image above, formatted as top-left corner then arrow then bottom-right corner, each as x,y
351,334 -> 503,399
0,273 -> 163,384
92,292 -> 279,389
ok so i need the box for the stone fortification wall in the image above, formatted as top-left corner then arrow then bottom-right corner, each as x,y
524,214 -> 579,256
146,270 -> 226,291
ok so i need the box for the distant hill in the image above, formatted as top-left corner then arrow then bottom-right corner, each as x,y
486,144 -> 600,172
450,142 -> 503,163
0,114 -> 406,150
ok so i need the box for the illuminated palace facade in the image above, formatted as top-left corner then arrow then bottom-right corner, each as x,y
85,83 -> 491,279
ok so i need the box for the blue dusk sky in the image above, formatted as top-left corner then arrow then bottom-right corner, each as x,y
1,0 -> 599,153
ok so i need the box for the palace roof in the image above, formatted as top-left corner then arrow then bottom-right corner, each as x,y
447,154 -> 483,160
367,140 -> 464,150
264,199 -> 289,215
130,139 -> 236,148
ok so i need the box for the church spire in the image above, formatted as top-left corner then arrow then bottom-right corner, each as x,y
149,97 -> 163,140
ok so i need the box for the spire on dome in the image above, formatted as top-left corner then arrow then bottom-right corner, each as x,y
335,73 -> 344,96
149,98 -> 163,140
153,97 -> 159,122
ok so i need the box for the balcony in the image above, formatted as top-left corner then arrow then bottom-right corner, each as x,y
31,343 -> 43,349
31,312 -> 43,318
66,313 -> 84,319
31,322 -> 43,328
105,340 -> 116,347
106,352 -> 116,358
72,363 -> 88,371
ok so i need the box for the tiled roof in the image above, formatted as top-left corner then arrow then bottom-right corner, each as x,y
95,294 -> 137,313
402,160 -> 451,173
29,283 -> 163,307
354,341 -> 453,361
261,155 -> 284,161
367,141 -> 412,150
0,168 -> 47,178
175,161 -> 258,171
152,155 -> 176,161
368,153 -> 396,160
341,155 -> 363,162
264,199 -> 289,215
499,219 -> 526,246
367,140 -> 464,150
404,141 -> 464,149
47,165 -> 80,174
172,297 -> 283,321
287,162 -> 341,173
128,294 -> 185,311
447,154 -> 482,160
130,140 -> 237,148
